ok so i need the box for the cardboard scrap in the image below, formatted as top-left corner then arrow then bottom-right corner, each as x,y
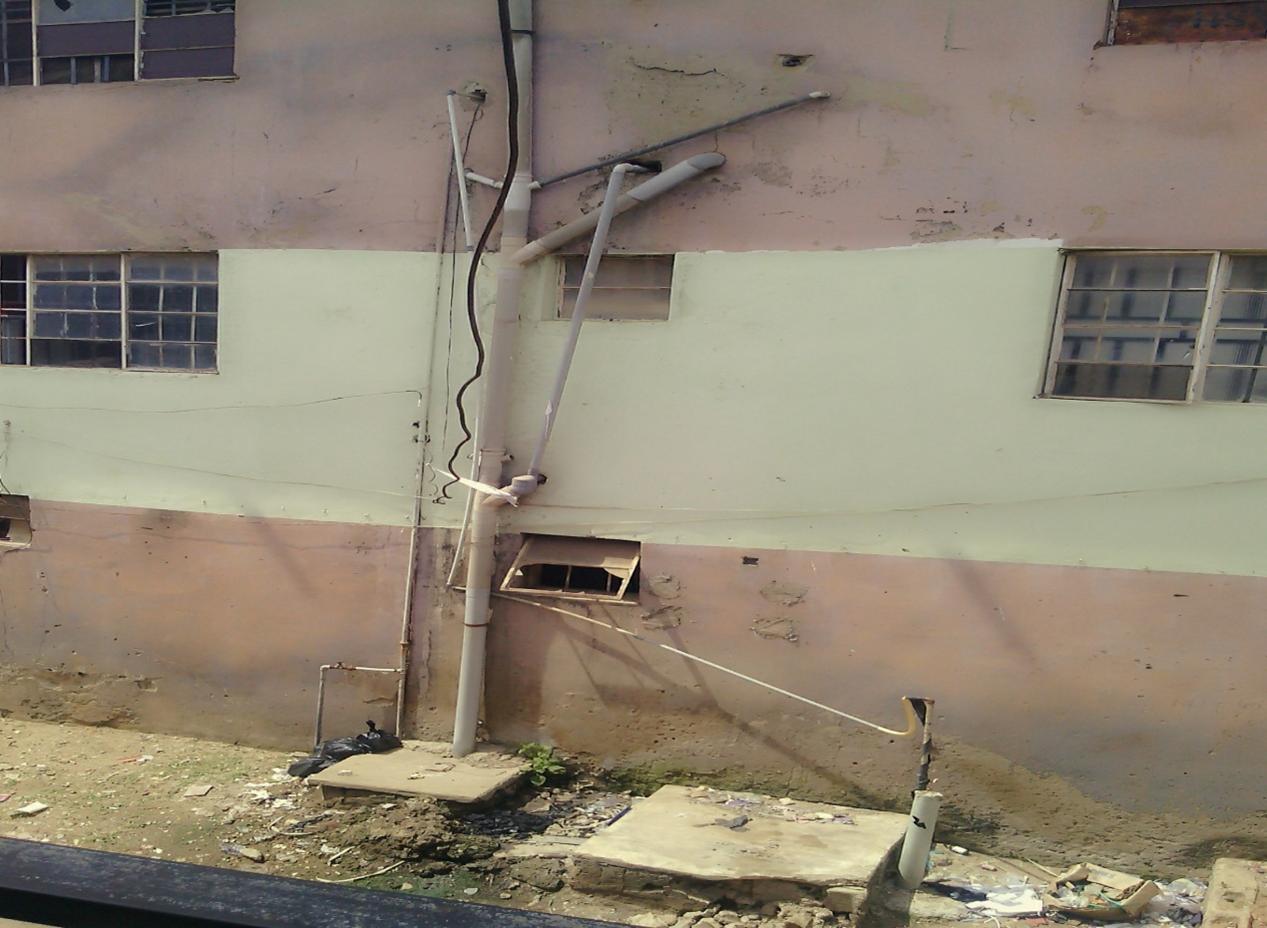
182,784 -> 214,798
1046,862 -> 1161,920
10,802 -> 49,817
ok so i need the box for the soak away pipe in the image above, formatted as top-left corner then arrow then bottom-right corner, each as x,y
512,153 -> 725,267
526,163 -> 637,478
452,0 -> 534,758
898,790 -> 943,888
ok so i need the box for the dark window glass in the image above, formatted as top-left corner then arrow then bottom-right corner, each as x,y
0,0 -> 33,87
31,338 -> 121,368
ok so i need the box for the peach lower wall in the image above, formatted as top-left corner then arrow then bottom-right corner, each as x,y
1,501 -> 1262,867
0,500 -> 414,747
418,533 -> 1267,833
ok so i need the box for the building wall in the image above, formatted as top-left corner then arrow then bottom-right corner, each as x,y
1,1 -> 1265,254
0,0 -> 1264,862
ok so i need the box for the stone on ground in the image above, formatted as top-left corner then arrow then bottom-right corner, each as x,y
1204,858 -> 1267,928
307,740 -> 526,803
573,785 -> 907,905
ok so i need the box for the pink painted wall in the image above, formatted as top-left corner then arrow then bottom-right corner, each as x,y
1,0 -> 1264,254
0,501 -> 413,747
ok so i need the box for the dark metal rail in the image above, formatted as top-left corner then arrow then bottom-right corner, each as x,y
0,837 -> 616,928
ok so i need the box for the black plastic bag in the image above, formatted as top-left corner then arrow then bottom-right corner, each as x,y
287,720 -> 403,778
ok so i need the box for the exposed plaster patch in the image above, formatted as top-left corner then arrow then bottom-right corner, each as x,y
752,162 -> 794,188
645,574 -> 682,599
641,605 -> 684,631
910,220 -> 963,242
751,615 -> 799,642
760,581 -> 807,607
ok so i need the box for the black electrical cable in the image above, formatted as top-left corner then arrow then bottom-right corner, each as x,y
442,0 -> 519,499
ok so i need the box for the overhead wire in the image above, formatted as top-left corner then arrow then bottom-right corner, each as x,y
442,0 -> 520,499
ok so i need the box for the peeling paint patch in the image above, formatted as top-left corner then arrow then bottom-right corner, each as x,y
752,162 -> 794,188
1082,205 -> 1109,232
842,76 -> 935,118
910,220 -> 963,242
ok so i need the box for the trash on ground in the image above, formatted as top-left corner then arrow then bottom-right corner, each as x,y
1046,862 -> 1161,921
965,884 -> 1045,917
10,801 -> 49,817
182,784 -> 214,798
1141,878 -> 1205,926
287,720 -> 402,779
0,792 -> 11,803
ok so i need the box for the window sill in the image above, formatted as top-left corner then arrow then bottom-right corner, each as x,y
0,74 -> 238,92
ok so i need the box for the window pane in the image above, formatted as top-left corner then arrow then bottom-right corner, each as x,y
33,311 -> 64,337
562,287 -> 672,321
1218,292 -> 1267,326
65,312 -> 92,338
161,314 -> 191,341
129,284 -> 160,310
196,286 -> 217,313
93,312 -> 121,338
161,343 -> 192,368
1067,290 -> 1202,324
30,338 -> 121,368
127,341 -> 161,367
0,255 -> 25,280
39,55 -> 72,83
193,314 -> 216,342
0,283 -> 25,308
1052,363 -> 1189,401
1072,253 -> 1211,290
563,255 -> 674,289
38,0 -> 134,24
1228,255 -> 1267,291
1211,329 -> 1267,366
163,285 -> 193,311
129,312 -> 159,339
192,345 -> 216,370
1203,367 -> 1267,404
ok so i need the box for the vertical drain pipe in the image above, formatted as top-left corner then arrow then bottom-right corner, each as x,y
452,0 -> 533,757
898,699 -> 940,888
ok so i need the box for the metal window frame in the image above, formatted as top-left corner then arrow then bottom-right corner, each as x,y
3,251 -> 219,374
1042,249 -> 1266,405
501,535 -> 642,604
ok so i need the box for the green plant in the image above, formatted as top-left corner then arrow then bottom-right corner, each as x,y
518,742 -> 567,787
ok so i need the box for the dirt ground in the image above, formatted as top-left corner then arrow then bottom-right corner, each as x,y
0,717 -> 1225,928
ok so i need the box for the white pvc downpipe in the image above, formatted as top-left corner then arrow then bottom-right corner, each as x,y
897,790 -> 943,889
452,0 -> 534,757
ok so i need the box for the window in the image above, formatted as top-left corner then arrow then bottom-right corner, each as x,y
0,253 -> 218,372
1,0 -> 233,86
1108,0 -> 1267,45
1,1 -> 34,86
558,255 -> 673,321
502,536 -> 642,604
1045,251 -> 1267,404
0,494 -> 31,547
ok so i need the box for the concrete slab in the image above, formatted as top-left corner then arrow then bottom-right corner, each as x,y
574,785 -> 907,888
307,740 -> 526,804
1205,858 -> 1267,928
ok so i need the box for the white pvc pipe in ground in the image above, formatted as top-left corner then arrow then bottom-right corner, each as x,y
897,789 -> 943,889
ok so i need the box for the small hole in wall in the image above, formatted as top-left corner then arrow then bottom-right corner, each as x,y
742,556 -> 759,566
779,53 -> 812,68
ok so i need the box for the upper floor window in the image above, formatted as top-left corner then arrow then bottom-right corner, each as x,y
0,0 -> 234,87
1044,251 -> 1267,404
557,254 -> 674,321
1108,0 -> 1267,45
0,253 -> 218,372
